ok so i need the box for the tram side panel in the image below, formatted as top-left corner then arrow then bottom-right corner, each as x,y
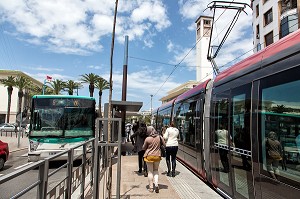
251,53 -> 300,199
210,41 -> 300,198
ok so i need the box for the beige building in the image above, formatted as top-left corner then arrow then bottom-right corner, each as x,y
159,80 -> 199,104
0,70 -> 43,124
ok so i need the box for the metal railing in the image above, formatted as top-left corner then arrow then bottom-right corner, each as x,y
0,117 -> 122,199
0,129 -> 25,138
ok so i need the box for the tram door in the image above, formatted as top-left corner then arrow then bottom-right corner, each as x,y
229,85 -> 254,199
195,98 -> 205,177
212,84 -> 254,199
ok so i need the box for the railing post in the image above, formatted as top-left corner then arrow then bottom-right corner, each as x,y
66,148 -> 74,199
93,118 -> 100,199
116,120 -> 122,199
80,144 -> 87,199
37,159 -> 49,199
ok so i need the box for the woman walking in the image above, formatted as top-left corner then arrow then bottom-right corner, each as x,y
142,126 -> 166,193
163,122 -> 179,177
130,122 -> 148,176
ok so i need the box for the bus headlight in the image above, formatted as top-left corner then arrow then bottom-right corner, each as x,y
30,140 -> 39,151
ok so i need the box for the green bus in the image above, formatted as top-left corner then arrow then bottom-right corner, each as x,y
28,95 -> 96,162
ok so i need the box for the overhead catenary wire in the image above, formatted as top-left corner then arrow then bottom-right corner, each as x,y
140,19 -> 298,111
0,25 -> 16,69
138,2 -> 236,110
146,1 -> 232,99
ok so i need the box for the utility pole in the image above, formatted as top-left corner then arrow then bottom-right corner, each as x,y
108,0 -> 118,143
121,35 -> 129,142
107,1 -> 118,199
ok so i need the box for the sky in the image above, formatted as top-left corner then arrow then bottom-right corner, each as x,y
0,0 -> 254,112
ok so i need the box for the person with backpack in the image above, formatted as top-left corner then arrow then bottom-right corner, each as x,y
130,121 -> 148,177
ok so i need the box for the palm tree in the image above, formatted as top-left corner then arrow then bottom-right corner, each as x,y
80,73 -> 100,97
95,77 -> 109,117
64,80 -> 83,95
50,79 -> 66,95
15,75 -> 32,115
0,76 -> 16,123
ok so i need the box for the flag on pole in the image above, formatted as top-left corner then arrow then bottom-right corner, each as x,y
46,75 -> 52,82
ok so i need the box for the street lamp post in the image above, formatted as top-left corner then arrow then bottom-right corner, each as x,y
150,94 -> 153,112
150,94 -> 153,124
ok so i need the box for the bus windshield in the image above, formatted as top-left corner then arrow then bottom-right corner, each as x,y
30,97 -> 95,138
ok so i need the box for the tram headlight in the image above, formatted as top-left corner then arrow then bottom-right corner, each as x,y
30,140 -> 39,151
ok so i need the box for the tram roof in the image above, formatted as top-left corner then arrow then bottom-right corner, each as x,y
175,79 -> 211,103
159,98 -> 176,111
214,29 -> 300,86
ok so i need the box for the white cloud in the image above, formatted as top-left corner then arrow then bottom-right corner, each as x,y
103,67 -> 180,101
166,41 -> 196,71
87,65 -> 102,70
0,0 -> 171,55
178,0 -> 211,20
28,66 -> 64,72
167,40 -> 174,52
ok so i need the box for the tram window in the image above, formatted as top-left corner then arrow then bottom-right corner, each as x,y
260,74 -> 300,183
185,101 -> 196,147
173,101 -> 196,147
174,103 -> 184,142
157,108 -> 172,134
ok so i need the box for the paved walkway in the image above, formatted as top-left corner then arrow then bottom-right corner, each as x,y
110,142 -> 223,199
0,135 -> 223,199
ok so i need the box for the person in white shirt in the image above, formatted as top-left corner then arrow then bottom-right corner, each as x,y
163,122 -> 179,177
215,123 -> 230,173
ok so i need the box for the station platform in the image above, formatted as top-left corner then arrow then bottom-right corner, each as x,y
0,135 -> 224,199
110,142 -> 223,199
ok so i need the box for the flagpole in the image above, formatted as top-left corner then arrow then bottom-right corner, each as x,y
43,76 -> 52,95
42,79 -> 46,95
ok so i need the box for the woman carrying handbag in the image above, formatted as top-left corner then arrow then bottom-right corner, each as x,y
142,126 -> 166,193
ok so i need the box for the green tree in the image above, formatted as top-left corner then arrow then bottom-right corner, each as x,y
28,85 -> 54,97
64,80 -> 82,95
80,73 -> 100,97
95,77 -> 109,117
0,76 -> 16,123
50,79 -> 66,95
15,75 -> 32,114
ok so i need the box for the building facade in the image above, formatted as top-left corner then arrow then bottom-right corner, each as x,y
0,70 -> 43,124
252,0 -> 300,52
159,80 -> 199,104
